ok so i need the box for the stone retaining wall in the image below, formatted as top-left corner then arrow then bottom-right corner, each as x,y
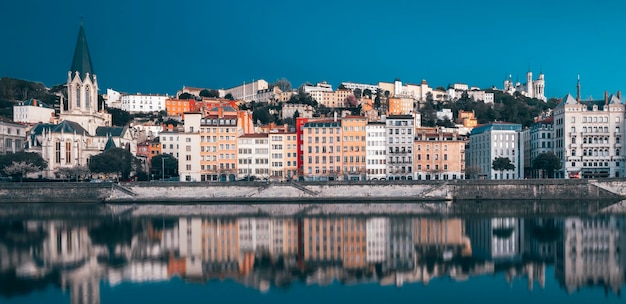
0,179 -> 624,203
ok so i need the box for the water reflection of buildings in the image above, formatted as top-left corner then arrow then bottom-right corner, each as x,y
2,214 -> 626,303
556,217 -> 626,295
466,217 -> 523,262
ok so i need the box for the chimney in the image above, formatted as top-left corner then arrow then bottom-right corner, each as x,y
334,112 -> 337,122
618,91 -> 622,100
218,106 -> 224,117
605,91 -> 609,104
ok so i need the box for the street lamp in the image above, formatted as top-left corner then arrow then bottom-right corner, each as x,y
162,156 -> 165,180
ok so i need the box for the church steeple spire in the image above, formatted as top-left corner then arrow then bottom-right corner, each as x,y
576,75 -> 581,103
70,21 -> 95,81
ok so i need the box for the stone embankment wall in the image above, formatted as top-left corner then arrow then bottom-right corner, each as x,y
0,182 -> 111,203
0,179 -> 624,203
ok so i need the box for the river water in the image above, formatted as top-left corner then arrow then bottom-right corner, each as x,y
1,201 -> 625,304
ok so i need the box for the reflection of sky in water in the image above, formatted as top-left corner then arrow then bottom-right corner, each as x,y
10,269 -> 624,304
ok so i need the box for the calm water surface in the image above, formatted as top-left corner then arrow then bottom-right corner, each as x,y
1,202 -> 625,304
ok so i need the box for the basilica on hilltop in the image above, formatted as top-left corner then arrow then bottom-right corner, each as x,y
503,69 -> 546,102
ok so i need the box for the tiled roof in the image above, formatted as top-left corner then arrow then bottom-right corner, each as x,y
95,126 -> 125,137
18,98 -> 53,108
35,120 -> 89,135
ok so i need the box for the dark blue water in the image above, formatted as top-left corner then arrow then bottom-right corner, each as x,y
1,204 -> 625,304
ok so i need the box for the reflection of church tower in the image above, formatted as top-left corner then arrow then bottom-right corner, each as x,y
60,21 -> 111,135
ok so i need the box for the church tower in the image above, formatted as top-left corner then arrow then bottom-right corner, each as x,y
60,21 -> 111,135
526,70 -> 534,98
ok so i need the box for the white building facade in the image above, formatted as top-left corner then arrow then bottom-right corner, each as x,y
13,99 -> 55,124
385,115 -> 414,180
366,122 -> 387,180
237,134 -> 269,180
120,94 -> 168,113
466,122 -> 523,179
159,130 -> 180,159
0,117 -> 26,154
553,90 -> 625,178
528,117 -> 554,178
178,113 -> 201,182
223,79 -> 269,102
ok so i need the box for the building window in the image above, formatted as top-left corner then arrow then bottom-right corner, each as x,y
85,86 -> 90,109
55,142 -> 61,164
65,142 -> 72,164
75,86 -> 81,108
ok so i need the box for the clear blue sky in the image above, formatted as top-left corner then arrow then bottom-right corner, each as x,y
2,0 -> 625,99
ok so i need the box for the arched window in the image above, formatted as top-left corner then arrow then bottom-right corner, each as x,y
85,86 -> 90,109
75,85 -> 81,108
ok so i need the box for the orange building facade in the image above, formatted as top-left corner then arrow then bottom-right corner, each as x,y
414,127 -> 466,180
199,113 -> 239,181
302,120 -> 343,181
341,116 -> 367,180
165,99 -> 196,117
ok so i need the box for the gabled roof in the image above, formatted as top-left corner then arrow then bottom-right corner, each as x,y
56,120 -> 88,134
104,137 -> 117,150
30,120 -> 89,137
70,22 -> 95,79
609,95 -> 622,104
30,123 -> 54,136
95,126 -> 125,137
564,94 -> 577,105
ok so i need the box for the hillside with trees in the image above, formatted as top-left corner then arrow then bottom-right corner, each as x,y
0,77 -> 61,119
419,90 -> 559,128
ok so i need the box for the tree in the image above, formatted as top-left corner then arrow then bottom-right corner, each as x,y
273,78 -> 292,92
151,154 -> 178,180
492,157 -> 515,179
419,99 -> 437,127
532,152 -> 561,178
0,152 -> 46,176
107,107 -> 132,126
436,118 -> 455,128
178,92 -> 194,99
363,88 -> 372,99
199,89 -> 220,98
465,165 -> 483,179
353,88 -> 362,99
3,161 -> 40,182
89,148 -> 136,180
253,106 -> 274,125
55,165 -> 90,181
224,93 -> 234,100
344,95 -> 358,108
374,90 -> 382,109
